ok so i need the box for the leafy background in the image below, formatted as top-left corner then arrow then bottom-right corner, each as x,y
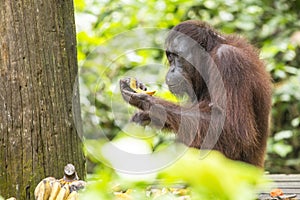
73,0 -> 300,198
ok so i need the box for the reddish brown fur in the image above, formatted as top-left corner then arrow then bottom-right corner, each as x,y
120,20 -> 272,167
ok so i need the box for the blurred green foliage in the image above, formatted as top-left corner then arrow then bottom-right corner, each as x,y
157,148 -> 267,200
74,0 -> 300,196
80,143 -> 267,200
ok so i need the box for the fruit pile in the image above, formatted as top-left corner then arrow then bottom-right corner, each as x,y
34,164 -> 86,200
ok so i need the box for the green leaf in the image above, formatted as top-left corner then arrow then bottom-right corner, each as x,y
274,130 -> 293,141
74,0 -> 86,11
291,117 -> 300,127
273,143 -> 292,157
158,146 -> 266,200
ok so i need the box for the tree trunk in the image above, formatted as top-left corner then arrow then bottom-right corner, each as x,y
0,0 -> 86,199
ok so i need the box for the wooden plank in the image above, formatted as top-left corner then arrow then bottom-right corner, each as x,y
267,174 -> 300,181
258,194 -> 299,200
268,182 -> 300,188
261,189 -> 300,194
258,174 -> 300,200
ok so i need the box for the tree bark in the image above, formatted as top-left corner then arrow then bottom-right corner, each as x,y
0,0 -> 86,199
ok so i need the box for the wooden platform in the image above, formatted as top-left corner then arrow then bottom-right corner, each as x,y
258,174 -> 300,200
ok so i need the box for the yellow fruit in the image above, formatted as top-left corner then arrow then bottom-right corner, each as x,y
34,177 -> 56,200
49,181 -> 61,200
114,192 -> 131,200
43,180 -> 51,200
66,191 -> 79,200
35,179 -> 51,200
56,184 -> 70,200
125,189 -> 133,195
129,78 -> 156,96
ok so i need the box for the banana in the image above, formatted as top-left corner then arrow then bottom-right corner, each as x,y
129,78 -> 156,96
34,164 -> 86,200
66,191 -> 79,200
34,177 -> 55,200
48,181 -> 61,200
35,179 -> 51,200
43,179 -> 51,200
56,184 -> 70,200
34,180 -> 43,199
37,180 -> 45,200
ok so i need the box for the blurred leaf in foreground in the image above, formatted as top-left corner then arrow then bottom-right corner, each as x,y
83,140 -> 268,200
158,147 -> 268,200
